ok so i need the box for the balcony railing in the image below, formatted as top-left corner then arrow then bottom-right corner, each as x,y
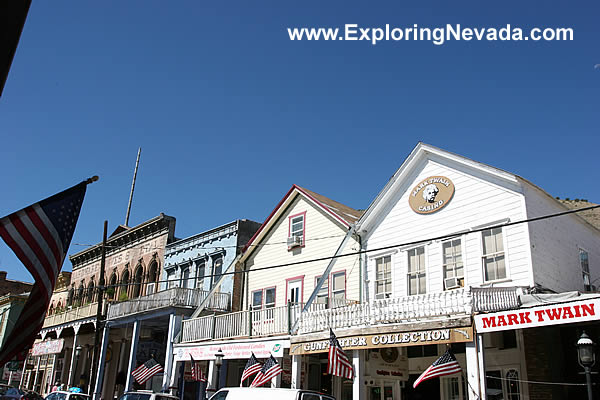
180,301 -> 344,343
471,286 -> 521,312
43,302 -> 98,328
107,287 -> 230,320
297,289 -> 471,334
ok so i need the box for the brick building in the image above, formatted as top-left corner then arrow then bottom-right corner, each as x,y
0,271 -> 32,297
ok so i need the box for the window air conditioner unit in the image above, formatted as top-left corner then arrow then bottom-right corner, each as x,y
287,235 -> 303,249
146,283 -> 155,295
444,277 -> 461,290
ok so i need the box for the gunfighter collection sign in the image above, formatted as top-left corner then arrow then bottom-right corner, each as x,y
290,326 -> 473,355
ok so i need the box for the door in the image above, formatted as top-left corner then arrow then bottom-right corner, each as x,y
288,279 -> 302,304
368,381 -> 400,400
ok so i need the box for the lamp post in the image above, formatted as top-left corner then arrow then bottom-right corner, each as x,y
214,349 -> 224,390
577,331 -> 596,400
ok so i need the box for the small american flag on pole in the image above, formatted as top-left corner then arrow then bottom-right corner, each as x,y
132,358 -> 164,385
413,349 -> 461,388
240,352 -> 262,386
190,355 -> 206,382
0,179 -> 91,366
250,356 -> 282,388
328,329 -> 354,380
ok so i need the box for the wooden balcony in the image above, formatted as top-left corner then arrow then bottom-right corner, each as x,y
107,287 -> 230,320
297,287 -> 521,335
43,302 -> 98,328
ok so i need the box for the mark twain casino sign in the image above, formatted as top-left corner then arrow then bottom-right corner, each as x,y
474,298 -> 600,333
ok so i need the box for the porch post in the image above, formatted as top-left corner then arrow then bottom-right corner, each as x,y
163,313 -> 182,391
466,333 -> 487,400
92,324 -> 110,400
207,360 -> 218,396
32,356 -> 41,390
168,360 -> 180,395
125,319 -> 141,391
68,328 -> 81,387
291,355 -> 302,389
352,350 -> 365,400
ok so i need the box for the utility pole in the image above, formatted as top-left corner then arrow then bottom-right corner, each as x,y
90,221 -> 108,395
125,148 -> 141,227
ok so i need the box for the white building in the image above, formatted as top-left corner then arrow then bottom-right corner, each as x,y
293,142 -> 600,400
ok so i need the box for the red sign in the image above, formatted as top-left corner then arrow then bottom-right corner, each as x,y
475,298 -> 600,333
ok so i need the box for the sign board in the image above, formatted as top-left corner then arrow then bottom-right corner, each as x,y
174,339 -> 289,361
408,176 -> 455,214
475,298 -> 600,333
290,327 -> 473,355
366,348 -> 409,381
31,339 -> 64,356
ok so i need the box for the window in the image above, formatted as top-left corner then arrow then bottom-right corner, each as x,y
483,228 -> 506,281
331,271 -> 346,301
289,212 -> 306,246
212,256 -> 223,288
407,345 -> 438,358
252,290 -> 263,311
375,255 -> 392,299
580,249 -> 591,291
443,239 -> 464,289
265,287 -> 276,308
506,369 -> 520,400
167,270 -> 177,289
196,260 -> 205,289
315,275 -> 329,305
407,247 -> 426,295
181,266 -> 190,289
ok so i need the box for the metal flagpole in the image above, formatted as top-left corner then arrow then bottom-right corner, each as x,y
125,148 -> 141,227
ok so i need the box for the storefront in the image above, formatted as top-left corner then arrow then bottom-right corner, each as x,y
290,326 -> 474,400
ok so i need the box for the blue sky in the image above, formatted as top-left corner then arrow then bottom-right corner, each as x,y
1,0 -> 599,283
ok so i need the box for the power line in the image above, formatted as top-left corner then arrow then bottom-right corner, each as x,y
63,204 -> 600,291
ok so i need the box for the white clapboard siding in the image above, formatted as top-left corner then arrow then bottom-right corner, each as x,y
522,181 -> 600,293
245,195 -> 360,309
364,158 -> 532,300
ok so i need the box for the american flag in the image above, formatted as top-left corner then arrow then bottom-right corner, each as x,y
328,329 -> 354,380
413,349 -> 462,388
250,356 -> 282,388
132,358 -> 164,385
240,352 -> 262,386
0,181 -> 89,366
190,355 -> 206,382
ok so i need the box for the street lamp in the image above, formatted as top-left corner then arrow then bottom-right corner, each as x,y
214,349 -> 224,390
577,331 -> 596,400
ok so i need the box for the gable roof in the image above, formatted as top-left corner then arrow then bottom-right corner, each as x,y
240,185 -> 362,260
356,142 -> 600,235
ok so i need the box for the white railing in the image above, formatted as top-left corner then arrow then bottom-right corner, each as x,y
107,287 -> 230,320
471,286 -> 521,312
297,289 -> 471,334
43,302 -> 98,328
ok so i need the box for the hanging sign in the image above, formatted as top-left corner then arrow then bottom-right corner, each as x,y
31,339 -> 65,356
408,176 -> 455,214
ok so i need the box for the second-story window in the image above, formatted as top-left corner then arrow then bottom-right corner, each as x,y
265,287 -> 276,308
580,249 -> 591,291
288,212 -> 306,249
407,247 -> 426,295
196,260 -> 205,290
181,265 -> 190,289
443,239 -> 464,290
252,290 -> 263,311
331,271 -> 346,301
167,270 -> 177,289
211,256 -> 223,288
315,275 -> 329,305
482,228 -> 506,281
375,255 -> 392,299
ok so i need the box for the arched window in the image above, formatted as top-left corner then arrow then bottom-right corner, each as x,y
67,288 -> 74,306
506,369 -> 520,400
87,281 -> 95,303
132,266 -> 144,298
146,261 -> 159,295
107,273 -> 118,300
77,284 -> 85,306
120,269 -> 130,300
48,303 -> 54,315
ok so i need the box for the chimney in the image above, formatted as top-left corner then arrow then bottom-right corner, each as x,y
0,271 -> 7,281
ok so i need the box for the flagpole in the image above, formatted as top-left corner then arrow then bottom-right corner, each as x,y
89,220 -> 107,395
